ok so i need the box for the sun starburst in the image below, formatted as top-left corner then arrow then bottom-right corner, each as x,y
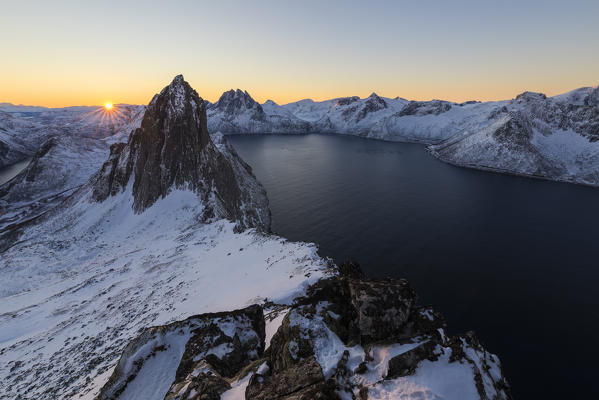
74,103 -> 131,139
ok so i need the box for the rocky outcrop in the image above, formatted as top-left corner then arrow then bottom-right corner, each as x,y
97,305 -> 265,400
91,75 -> 270,231
337,93 -> 389,124
100,261 -> 511,400
398,100 -> 453,117
355,93 -> 387,122
510,90 -> 599,141
248,264 -> 511,400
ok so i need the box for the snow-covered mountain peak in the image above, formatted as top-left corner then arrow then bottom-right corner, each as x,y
363,92 -> 387,108
148,74 -> 203,118
208,88 -> 267,126
214,89 -> 261,110
263,99 -> 278,107
90,75 -> 270,230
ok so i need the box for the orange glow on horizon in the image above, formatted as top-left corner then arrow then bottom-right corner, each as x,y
1,75 -> 597,109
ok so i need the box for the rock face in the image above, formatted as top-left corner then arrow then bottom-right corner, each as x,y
92,75 -> 270,231
100,261 -> 512,400
250,266 -> 511,400
97,305 -> 265,400
398,100 -> 453,117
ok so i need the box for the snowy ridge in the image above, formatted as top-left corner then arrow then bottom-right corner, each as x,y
0,76 -> 330,399
0,76 -> 515,399
0,184 -> 328,399
0,104 -> 145,236
207,90 -> 505,144
430,87 -> 599,186
220,274 -> 511,400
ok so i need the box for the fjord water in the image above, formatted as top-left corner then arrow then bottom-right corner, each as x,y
229,133 -> 599,398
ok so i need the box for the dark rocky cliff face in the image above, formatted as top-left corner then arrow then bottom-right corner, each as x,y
98,261 -> 512,400
92,75 -> 270,231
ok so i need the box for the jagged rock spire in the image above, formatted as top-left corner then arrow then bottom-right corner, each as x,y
128,74 -> 211,210
92,75 -> 271,231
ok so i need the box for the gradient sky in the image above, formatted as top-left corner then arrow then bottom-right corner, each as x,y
2,0 -> 598,107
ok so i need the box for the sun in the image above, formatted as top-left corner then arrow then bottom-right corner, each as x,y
104,103 -> 113,111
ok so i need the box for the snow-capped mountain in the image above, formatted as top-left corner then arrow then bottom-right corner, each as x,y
92,75 -> 270,231
0,76 -> 511,400
204,85 -> 599,186
206,89 -> 309,134
430,87 -> 599,186
207,89 -> 508,143
0,104 -> 145,237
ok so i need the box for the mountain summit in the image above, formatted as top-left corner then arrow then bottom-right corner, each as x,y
92,75 -> 270,230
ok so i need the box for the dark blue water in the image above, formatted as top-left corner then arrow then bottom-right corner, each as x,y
229,133 -> 599,399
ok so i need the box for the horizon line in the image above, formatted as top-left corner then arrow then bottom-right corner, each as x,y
2,83 -> 598,109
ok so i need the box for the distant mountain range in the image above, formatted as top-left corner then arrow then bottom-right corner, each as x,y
1,83 -> 599,193
204,85 -> 599,186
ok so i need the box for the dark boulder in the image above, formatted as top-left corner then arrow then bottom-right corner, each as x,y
245,356 -> 337,400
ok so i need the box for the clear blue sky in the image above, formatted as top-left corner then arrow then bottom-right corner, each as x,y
2,0 -> 598,106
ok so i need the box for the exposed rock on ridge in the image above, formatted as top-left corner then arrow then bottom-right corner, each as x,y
99,261 -> 512,400
91,75 -> 270,231
98,305 -> 265,400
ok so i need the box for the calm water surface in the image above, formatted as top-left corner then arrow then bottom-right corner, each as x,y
0,158 -> 30,185
230,133 -> 599,399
